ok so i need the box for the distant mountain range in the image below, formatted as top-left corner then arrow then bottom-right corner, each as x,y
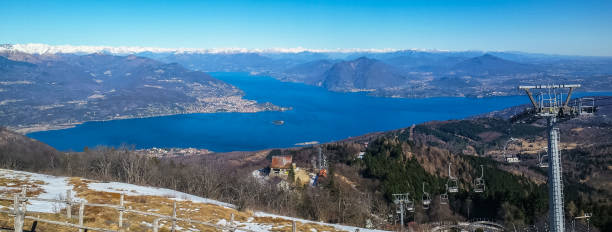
3,43 -> 612,99
0,51 -> 282,133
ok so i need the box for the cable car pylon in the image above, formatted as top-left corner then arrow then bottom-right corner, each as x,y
518,84 -> 582,232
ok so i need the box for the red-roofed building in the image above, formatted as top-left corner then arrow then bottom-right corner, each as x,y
270,155 -> 293,176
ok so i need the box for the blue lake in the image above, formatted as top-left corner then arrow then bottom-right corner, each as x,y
27,73 -> 611,152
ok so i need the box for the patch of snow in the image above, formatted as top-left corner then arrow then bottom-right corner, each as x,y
0,169 -> 82,213
143,84 -> 163,89
251,169 -> 269,184
87,181 -> 234,208
0,186 -> 20,191
34,104 -> 64,111
66,100 -> 87,105
0,99 -> 24,105
158,79 -> 183,83
141,221 -> 153,227
218,219 -> 275,232
0,80 -> 33,85
253,212 -> 387,232
87,94 -> 105,99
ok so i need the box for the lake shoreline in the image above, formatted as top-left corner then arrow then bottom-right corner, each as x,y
26,72 -> 612,152
18,106 -> 292,135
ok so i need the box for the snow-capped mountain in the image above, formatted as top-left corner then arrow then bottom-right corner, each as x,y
0,43 -> 403,55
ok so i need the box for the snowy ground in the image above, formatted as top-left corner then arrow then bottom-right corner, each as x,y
88,181 -> 234,208
252,212 -> 387,232
0,169 -> 81,213
0,169 -> 387,232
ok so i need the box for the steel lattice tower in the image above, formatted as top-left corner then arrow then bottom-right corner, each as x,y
519,84 -> 581,232
547,116 -> 564,232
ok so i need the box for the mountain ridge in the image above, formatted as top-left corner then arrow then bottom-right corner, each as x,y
450,53 -> 540,76
0,52 -> 282,133
322,57 -> 410,91
4,44 -> 612,99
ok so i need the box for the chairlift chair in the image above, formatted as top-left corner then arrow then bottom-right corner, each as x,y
447,164 -> 459,193
440,184 -> 449,205
448,179 -> 459,193
538,148 -> 549,168
405,199 -> 415,212
422,182 -> 431,209
503,137 -> 522,163
473,165 -> 486,193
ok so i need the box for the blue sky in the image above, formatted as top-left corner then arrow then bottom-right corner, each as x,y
2,0 -> 612,56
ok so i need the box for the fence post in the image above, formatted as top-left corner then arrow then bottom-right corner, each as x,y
13,195 -> 24,232
118,194 -> 124,230
172,201 -> 177,232
230,213 -> 235,232
19,185 -> 27,231
292,221 -> 296,232
66,189 -> 72,219
153,218 -> 160,232
78,201 -> 84,232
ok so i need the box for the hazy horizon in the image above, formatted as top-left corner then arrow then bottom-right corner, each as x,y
3,43 -> 612,57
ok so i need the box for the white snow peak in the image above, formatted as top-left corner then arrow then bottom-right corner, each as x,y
0,43 -> 411,55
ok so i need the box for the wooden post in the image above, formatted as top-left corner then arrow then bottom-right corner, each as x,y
21,186 -> 26,198
153,218 -> 160,232
30,221 -> 38,232
66,190 -> 72,219
230,213 -> 235,232
13,195 -> 24,232
172,201 -> 176,232
78,201 -> 84,232
292,221 -> 296,232
118,194 -> 124,230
